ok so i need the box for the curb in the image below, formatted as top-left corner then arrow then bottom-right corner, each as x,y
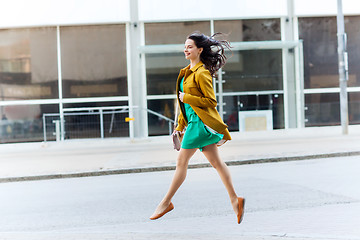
1,151 -> 360,184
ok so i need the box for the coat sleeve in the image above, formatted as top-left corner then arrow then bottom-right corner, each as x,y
182,70 -> 217,108
175,111 -> 186,132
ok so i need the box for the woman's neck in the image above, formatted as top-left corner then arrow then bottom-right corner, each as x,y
190,58 -> 201,69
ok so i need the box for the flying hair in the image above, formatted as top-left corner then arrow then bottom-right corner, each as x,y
187,31 -> 232,76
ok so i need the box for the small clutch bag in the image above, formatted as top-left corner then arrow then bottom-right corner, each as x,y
172,131 -> 182,151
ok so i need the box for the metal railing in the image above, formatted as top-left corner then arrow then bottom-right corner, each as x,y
42,106 -> 175,142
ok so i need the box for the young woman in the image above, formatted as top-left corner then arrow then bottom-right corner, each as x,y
149,32 -> 245,224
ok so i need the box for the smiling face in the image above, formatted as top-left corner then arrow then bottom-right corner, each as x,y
184,39 -> 203,61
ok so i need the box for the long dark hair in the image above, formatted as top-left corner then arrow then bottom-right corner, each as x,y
187,31 -> 231,76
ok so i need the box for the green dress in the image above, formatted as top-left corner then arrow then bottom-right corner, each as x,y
180,78 -> 223,151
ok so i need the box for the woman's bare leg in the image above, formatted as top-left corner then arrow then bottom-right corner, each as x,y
202,143 -> 239,215
150,148 -> 197,218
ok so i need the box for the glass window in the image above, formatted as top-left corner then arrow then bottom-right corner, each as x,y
0,104 -> 59,143
222,49 -> 283,92
298,17 -> 338,89
305,93 -> 340,126
60,25 -> 127,98
349,92 -> 360,125
147,99 -> 176,136
224,94 -> 284,131
214,19 -> 281,42
146,52 -> 187,95
62,101 -> 129,139
344,16 -> 360,88
145,21 -> 211,45
0,27 -> 58,100
306,92 -> 360,127
299,16 -> 360,89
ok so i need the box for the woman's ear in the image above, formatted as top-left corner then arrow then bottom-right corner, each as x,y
199,47 -> 203,55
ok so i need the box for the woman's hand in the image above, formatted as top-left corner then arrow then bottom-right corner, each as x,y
179,91 -> 185,102
173,130 -> 184,138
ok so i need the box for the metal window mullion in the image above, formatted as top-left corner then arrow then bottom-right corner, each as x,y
295,40 -> 305,128
281,17 -> 289,129
140,22 -> 148,137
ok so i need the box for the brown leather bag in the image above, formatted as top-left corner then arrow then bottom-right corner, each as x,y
172,102 -> 183,151
172,130 -> 182,151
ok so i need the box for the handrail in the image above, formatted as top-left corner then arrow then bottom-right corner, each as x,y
42,106 -> 175,142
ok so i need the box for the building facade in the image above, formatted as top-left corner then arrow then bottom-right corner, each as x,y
1,0 -> 360,143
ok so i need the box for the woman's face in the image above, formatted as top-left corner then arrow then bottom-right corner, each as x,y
184,39 -> 202,61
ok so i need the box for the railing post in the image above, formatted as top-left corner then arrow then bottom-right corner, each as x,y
99,109 -> 104,139
43,114 -> 47,142
53,120 -> 61,142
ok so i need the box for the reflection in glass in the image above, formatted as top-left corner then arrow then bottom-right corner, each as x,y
148,99 -> 175,136
0,104 -> 59,143
306,92 -> 360,127
222,50 -> 283,92
298,17 -> 339,89
60,25 -> 127,98
146,52 -> 187,95
349,92 -> 360,125
223,94 -> 284,131
145,21 -> 211,45
344,16 -> 360,88
305,93 -> 340,127
214,19 -> 281,42
299,16 -> 360,88
0,27 -> 58,100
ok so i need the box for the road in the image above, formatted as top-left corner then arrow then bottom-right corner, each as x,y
0,156 -> 359,240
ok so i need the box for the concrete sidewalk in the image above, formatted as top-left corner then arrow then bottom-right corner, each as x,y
1,125 -> 360,182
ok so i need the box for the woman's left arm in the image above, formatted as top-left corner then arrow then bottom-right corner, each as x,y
182,71 -> 217,108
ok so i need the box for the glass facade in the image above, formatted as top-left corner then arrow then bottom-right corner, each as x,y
223,94 -> 284,131
0,24 -> 128,143
145,21 -> 211,45
222,50 -> 283,92
147,99 -> 175,136
146,52 -> 187,95
214,19 -> 281,42
0,27 -> 58,100
1,15 -> 359,143
299,16 -> 360,126
61,25 -> 127,98
1,104 -> 59,143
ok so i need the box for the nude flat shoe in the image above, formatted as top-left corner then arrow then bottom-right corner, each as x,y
150,202 -> 174,220
237,197 -> 245,224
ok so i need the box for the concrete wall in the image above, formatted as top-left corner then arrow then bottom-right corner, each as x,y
0,0 -> 130,28
295,0 -> 360,16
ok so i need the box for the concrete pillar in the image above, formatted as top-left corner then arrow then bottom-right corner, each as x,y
127,0 -> 148,138
282,0 -> 298,128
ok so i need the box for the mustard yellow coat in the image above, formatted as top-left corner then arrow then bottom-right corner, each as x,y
175,61 -> 231,143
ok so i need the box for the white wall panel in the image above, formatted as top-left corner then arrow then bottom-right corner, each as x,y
138,0 -> 287,22
295,0 -> 360,16
0,0 -> 130,28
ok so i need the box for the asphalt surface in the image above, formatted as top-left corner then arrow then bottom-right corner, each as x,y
0,156 -> 359,240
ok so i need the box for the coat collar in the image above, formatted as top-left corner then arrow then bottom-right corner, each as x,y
181,61 -> 204,73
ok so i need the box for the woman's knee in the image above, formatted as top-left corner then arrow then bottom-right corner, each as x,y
209,158 -> 222,169
176,155 -> 190,168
